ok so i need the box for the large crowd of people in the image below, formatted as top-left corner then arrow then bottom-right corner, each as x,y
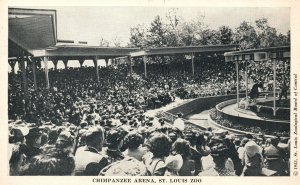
8,56 -> 290,176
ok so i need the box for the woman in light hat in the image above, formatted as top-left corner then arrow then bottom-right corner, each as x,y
164,154 -> 183,176
199,136 -> 235,176
242,140 -> 263,176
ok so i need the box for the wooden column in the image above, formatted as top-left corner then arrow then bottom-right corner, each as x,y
63,59 -> 68,70
8,60 -> 16,74
245,60 -> 248,98
20,57 -> 28,94
143,56 -> 147,78
79,59 -> 85,68
43,57 -> 50,89
52,59 -> 58,70
30,58 -> 38,91
93,57 -> 100,82
128,57 -> 133,76
191,52 -> 195,77
105,58 -> 109,67
235,61 -> 239,107
273,59 -> 277,116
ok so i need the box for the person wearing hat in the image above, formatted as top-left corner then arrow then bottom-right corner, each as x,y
20,144 -> 75,176
191,131 -> 211,176
102,129 -> 125,164
224,135 -> 243,176
173,112 -> 184,131
23,127 -> 43,159
241,140 -> 263,176
9,126 -> 29,175
164,154 -> 183,176
263,137 -> 286,175
238,137 -> 249,160
74,126 -> 108,176
199,137 -> 235,176
158,118 -> 165,126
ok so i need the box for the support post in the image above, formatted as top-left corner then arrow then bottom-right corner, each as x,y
129,57 -> 133,76
43,57 -> 50,89
8,61 -> 16,74
245,60 -> 248,98
273,59 -> 277,116
79,59 -> 85,68
191,52 -> 195,77
29,57 -> 38,91
20,57 -> 28,95
235,61 -> 239,107
143,55 -> 147,78
105,58 -> 109,67
93,57 -> 100,82
52,59 -> 58,70
63,59 -> 68,70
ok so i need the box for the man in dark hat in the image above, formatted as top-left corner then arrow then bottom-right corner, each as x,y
23,127 -> 43,159
103,128 -> 125,164
74,126 -> 108,176
199,137 -> 235,176
263,137 -> 286,175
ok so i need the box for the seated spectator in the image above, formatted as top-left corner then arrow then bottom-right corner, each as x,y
123,131 -> 146,161
192,131 -> 211,175
199,136 -> 235,176
164,154 -> 183,176
103,129 -> 125,164
143,133 -> 171,176
23,127 -> 43,159
74,126 -> 108,175
242,140 -> 263,176
171,138 -> 193,176
263,137 -> 286,175
20,145 -> 75,175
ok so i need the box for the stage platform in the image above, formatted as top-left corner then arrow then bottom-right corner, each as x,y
222,103 -> 290,124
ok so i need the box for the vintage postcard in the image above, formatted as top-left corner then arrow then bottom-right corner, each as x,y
0,0 -> 299,185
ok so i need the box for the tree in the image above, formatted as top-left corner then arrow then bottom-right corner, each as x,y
99,37 -> 110,47
178,22 -> 197,46
233,21 -> 259,50
111,35 -> 122,47
255,18 -> 279,47
146,15 -> 168,47
129,24 -> 146,47
199,28 -> 220,45
165,8 -> 181,46
218,26 -> 233,44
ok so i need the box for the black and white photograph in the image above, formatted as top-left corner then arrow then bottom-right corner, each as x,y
2,0 -> 299,182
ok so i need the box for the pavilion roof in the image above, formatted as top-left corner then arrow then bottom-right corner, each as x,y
224,46 -> 290,62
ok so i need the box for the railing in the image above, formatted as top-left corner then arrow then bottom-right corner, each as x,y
159,111 -> 207,130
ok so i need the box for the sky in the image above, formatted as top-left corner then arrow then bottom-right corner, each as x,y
9,6 -> 290,70
47,6 -> 290,46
